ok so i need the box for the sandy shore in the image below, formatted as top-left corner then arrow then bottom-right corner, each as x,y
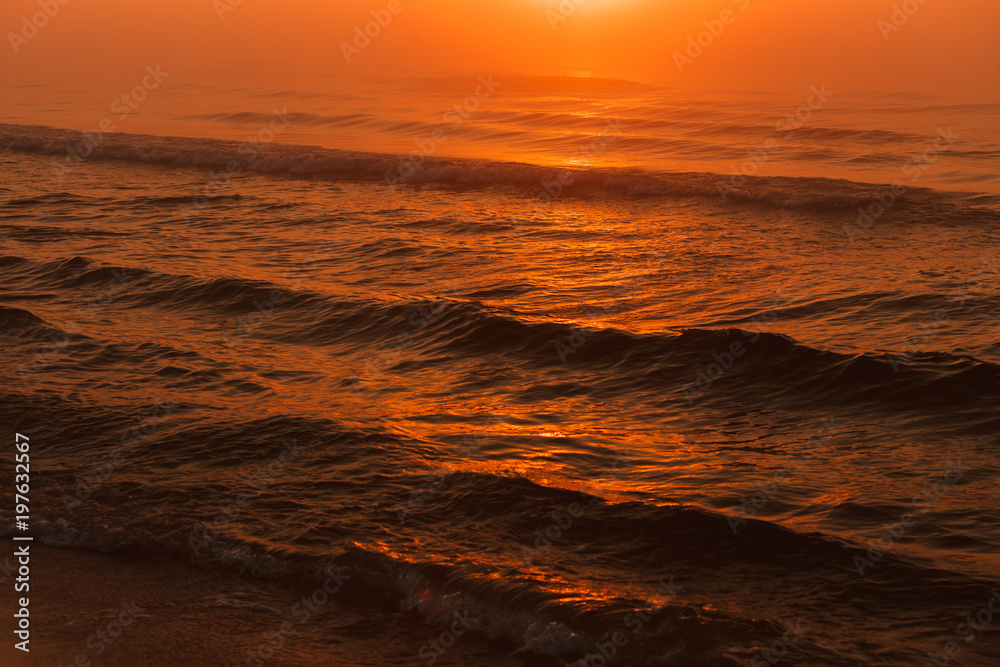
0,544 -> 344,667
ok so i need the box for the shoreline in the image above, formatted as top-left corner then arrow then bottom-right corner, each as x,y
0,544 -> 337,666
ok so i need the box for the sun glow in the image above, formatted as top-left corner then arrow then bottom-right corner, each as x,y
1,0 -> 996,96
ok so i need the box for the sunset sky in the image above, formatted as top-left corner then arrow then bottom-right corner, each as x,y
2,0 -> 998,96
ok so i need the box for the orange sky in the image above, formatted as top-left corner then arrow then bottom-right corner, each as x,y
1,0 -> 998,96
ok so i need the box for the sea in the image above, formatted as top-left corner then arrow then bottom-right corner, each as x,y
1,70 -> 999,665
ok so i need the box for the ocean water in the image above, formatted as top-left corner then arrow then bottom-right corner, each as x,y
1,74 -> 1000,666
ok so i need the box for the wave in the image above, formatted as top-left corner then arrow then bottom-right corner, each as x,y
3,123 -> 998,215
1,192 -> 107,207
2,466 -> 989,666
295,305 -> 1000,425
242,103 -> 932,149
3,252 -> 997,425
0,304 -> 61,340
4,517 -> 755,665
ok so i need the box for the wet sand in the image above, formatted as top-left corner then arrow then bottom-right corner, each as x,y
0,544 -> 336,667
